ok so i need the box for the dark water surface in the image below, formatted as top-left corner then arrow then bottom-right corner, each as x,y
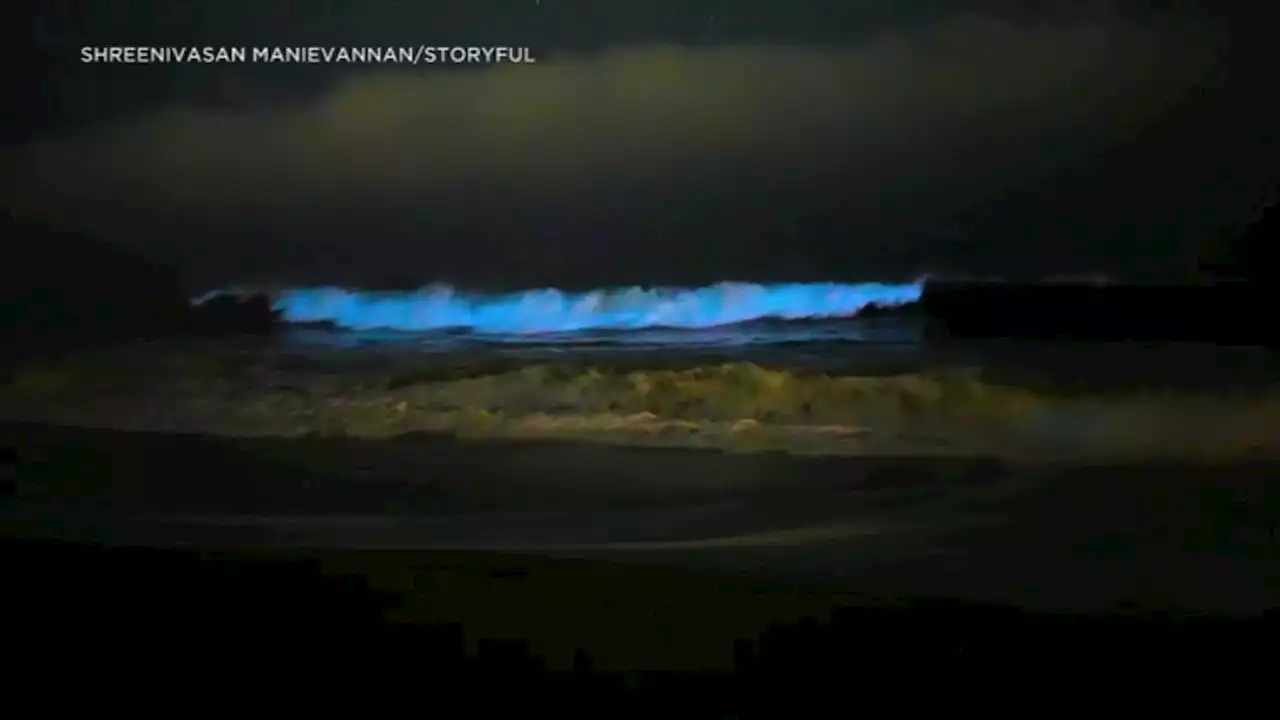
274,315 -> 1280,393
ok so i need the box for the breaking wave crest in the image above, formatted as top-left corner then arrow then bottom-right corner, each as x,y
196,280 -> 925,333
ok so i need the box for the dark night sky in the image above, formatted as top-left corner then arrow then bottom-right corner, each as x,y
4,1 -> 1278,291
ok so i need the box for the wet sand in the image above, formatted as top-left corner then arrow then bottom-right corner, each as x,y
5,420 -> 1277,621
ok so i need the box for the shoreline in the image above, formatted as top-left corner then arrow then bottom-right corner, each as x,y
5,419 -> 1278,620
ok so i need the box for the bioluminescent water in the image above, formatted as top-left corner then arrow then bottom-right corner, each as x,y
196,280 -> 925,334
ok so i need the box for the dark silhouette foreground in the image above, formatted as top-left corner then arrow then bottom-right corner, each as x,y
921,202 -> 1280,344
1200,201 -> 1278,284
1,212 -> 281,372
3,537 -> 1273,708
919,280 -> 1274,344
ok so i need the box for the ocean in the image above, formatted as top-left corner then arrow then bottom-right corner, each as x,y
270,312 -> 1280,396
4,281 -> 1279,459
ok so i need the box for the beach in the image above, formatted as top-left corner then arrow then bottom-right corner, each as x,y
4,326 -> 1278,670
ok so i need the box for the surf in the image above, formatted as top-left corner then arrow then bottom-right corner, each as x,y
194,280 -> 926,334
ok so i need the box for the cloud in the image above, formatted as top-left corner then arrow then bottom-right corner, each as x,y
11,14 -> 1223,212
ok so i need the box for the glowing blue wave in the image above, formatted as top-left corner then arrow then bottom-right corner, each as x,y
196,281 -> 924,333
